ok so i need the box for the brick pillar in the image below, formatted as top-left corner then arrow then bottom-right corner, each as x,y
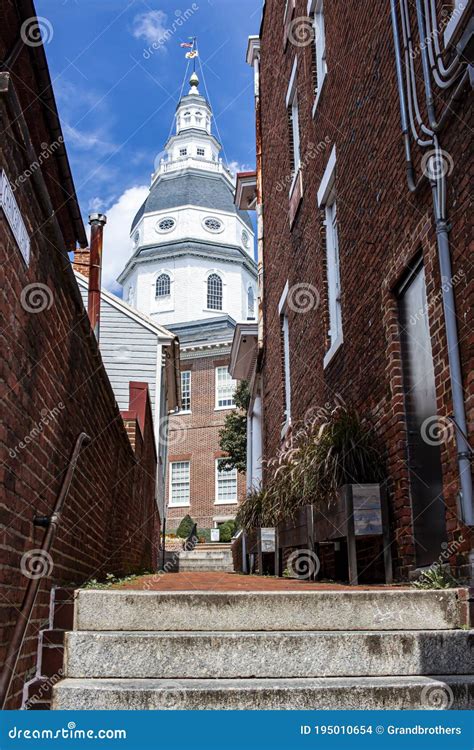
72,248 -> 91,278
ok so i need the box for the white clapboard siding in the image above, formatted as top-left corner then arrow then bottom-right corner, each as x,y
77,284 -> 158,415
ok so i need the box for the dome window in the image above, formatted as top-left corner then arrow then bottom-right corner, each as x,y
242,230 -> 250,248
195,112 -> 203,125
157,217 -> 176,233
203,217 -> 223,233
183,111 -> 192,126
197,147 -> 205,157
156,273 -> 171,298
179,148 -> 188,157
247,287 -> 255,319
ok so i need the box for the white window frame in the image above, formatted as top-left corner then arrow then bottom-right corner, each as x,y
179,147 -> 188,157
169,461 -> 190,507
205,271 -> 224,312
286,58 -> 301,195
215,366 -> 237,410
215,458 -> 238,505
308,0 -> 327,117
197,147 -> 205,157
180,370 -> 191,413
317,147 -> 343,368
278,281 -> 292,437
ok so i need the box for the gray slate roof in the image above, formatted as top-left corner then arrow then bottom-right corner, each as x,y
168,315 -> 236,347
131,171 -> 253,231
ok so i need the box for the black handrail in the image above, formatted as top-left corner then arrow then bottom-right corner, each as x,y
0,432 -> 90,709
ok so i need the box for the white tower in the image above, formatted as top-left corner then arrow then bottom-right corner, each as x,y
118,72 -> 257,328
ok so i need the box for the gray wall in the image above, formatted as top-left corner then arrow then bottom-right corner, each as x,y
77,283 -> 158,415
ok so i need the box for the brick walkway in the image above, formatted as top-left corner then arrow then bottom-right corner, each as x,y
117,572 -> 402,591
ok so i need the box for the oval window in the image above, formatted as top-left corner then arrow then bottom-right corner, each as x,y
203,217 -> 223,233
157,217 -> 176,233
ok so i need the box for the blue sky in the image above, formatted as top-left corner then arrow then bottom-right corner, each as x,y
36,0 -> 261,288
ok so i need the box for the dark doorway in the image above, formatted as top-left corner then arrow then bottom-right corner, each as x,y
398,260 -> 447,566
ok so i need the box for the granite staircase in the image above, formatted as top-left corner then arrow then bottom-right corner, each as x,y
177,542 -> 233,572
52,588 -> 474,710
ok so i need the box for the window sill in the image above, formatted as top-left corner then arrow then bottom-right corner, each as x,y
215,405 -> 236,411
214,500 -> 238,505
168,503 -> 190,509
311,71 -> 327,118
203,308 -> 223,314
178,410 -> 192,415
323,335 -> 343,369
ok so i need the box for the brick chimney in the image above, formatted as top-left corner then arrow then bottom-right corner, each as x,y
72,248 -> 91,279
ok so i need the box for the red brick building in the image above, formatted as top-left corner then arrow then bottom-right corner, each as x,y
166,319 -> 247,533
248,0 -> 473,580
1,1 -> 160,707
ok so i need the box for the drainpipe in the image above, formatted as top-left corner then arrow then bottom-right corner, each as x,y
390,1 -> 473,526
433,205 -> 473,526
253,48 -> 264,358
87,213 -> 107,341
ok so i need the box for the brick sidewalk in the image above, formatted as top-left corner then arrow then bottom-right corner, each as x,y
116,572 -> 403,591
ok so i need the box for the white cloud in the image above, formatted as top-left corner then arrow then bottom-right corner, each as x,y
132,10 -> 169,47
63,123 -> 116,153
93,185 -> 149,292
227,160 -> 254,183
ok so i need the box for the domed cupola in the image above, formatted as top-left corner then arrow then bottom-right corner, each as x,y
118,64 -> 257,329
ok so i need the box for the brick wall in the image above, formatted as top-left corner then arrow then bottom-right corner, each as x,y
166,351 -> 246,531
0,48 -> 158,707
258,0 -> 472,579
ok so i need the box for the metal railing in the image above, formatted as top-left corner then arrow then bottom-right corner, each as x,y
0,432 -> 90,709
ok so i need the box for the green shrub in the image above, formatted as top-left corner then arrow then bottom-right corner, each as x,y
176,514 -> 195,539
219,520 -> 237,542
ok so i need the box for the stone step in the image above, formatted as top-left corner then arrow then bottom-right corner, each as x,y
73,589 -> 468,632
179,551 -> 233,560
52,675 -> 474,710
178,567 -> 234,572
63,630 -> 472,679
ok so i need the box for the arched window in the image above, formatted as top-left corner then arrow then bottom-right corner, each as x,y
183,111 -> 191,126
156,273 -> 171,298
207,273 -> 223,310
195,111 -> 202,125
247,287 -> 255,319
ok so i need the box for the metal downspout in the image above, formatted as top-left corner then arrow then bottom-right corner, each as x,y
390,0 -> 473,527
